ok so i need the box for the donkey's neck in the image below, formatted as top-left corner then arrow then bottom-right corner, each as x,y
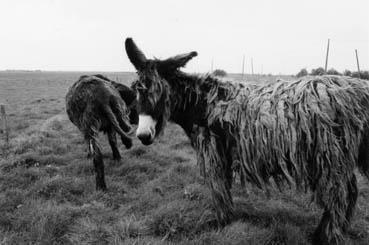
164,71 -> 235,131
163,72 -> 207,129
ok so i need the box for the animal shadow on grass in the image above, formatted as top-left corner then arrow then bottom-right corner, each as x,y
127,146 -> 147,158
235,200 -> 315,224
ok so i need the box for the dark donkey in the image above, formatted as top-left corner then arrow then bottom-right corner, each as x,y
125,38 -> 369,244
66,74 -> 138,190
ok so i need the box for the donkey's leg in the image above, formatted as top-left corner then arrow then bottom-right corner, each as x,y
193,127 -> 206,180
225,151 -> 233,190
107,130 -> 121,160
344,174 -> 358,231
184,124 -> 207,181
313,177 -> 349,245
88,136 -> 107,191
206,135 -> 234,225
198,150 -> 206,181
80,126 -> 92,158
358,129 -> 369,177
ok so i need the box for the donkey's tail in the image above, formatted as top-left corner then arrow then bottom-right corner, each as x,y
358,130 -> 369,180
102,101 -> 132,149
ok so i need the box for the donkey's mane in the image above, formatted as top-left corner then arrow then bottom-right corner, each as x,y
167,71 -> 250,109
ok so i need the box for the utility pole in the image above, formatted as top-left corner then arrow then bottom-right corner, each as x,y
355,49 -> 361,78
324,38 -> 330,73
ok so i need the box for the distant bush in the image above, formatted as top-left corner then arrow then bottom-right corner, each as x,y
351,71 -> 360,78
362,71 -> 369,80
342,69 -> 369,80
296,68 -> 308,78
310,67 -> 325,76
326,68 -> 341,75
351,71 -> 369,80
343,70 -> 352,76
213,69 -> 227,77
299,67 -> 369,80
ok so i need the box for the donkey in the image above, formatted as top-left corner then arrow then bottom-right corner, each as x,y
66,74 -> 138,190
125,38 -> 369,244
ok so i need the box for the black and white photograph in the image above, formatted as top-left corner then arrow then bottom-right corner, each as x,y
0,0 -> 368,244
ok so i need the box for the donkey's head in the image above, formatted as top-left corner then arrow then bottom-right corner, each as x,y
125,38 -> 197,145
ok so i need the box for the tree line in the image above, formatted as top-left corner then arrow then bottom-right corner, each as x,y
297,67 -> 369,80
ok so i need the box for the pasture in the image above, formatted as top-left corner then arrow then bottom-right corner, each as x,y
0,71 -> 368,244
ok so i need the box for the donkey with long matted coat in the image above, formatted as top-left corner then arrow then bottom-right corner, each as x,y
125,38 -> 369,244
66,74 -> 138,190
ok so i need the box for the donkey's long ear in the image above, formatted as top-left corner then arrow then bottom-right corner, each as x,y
159,51 -> 198,71
125,38 -> 147,70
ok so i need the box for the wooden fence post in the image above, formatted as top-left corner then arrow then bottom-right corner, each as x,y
1,104 -> 9,144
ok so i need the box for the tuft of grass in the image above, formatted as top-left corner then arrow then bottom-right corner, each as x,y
65,159 -> 94,176
109,215 -> 150,242
30,175 -> 88,204
0,167 -> 42,191
8,200 -> 81,244
12,120 -> 30,131
147,195 -> 213,240
0,189 -> 25,213
261,222 -> 309,245
127,146 -> 148,157
1,154 -> 69,174
0,189 -> 25,231
116,162 -> 159,187
67,217 -> 111,245
13,134 -> 42,155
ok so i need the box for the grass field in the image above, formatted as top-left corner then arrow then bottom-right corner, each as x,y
0,71 -> 368,244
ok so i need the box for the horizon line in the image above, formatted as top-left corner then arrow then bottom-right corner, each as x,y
0,69 -> 294,76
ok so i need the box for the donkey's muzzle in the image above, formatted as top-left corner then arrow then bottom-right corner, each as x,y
137,133 -> 154,145
136,114 -> 157,145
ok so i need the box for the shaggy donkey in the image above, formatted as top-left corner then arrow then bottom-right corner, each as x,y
66,74 -> 138,190
125,38 -> 369,244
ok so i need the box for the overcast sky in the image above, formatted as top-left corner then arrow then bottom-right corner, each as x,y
0,0 -> 368,74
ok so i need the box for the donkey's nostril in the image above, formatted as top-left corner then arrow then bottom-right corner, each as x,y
137,133 -> 154,145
